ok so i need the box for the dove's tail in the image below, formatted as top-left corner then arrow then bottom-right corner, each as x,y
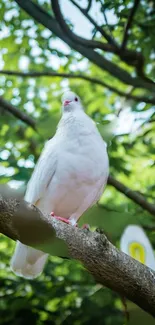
10,241 -> 48,279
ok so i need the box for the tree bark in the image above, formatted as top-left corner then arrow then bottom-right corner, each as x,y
0,191 -> 155,317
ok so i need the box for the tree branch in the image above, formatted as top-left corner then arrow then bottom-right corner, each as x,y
85,0 -> 92,13
100,1 -> 116,43
69,0 -> 146,78
1,69 -> 155,105
0,192 -> 155,317
57,0 -> 147,80
122,0 -> 141,49
52,0 -> 138,68
0,96 -> 36,130
108,175 -> 155,216
51,0 -> 115,51
70,0 -> 117,46
15,0 -> 155,92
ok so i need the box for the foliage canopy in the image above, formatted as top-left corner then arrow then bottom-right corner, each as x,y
0,0 -> 155,324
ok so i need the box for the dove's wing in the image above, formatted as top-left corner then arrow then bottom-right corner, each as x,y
11,137 -> 57,279
25,137 -> 57,205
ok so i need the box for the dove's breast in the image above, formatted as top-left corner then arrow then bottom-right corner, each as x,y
44,117 -> 109,219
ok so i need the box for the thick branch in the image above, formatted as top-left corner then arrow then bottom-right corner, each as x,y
51,0 -> 115,51
108,175 -> 155,216
55,0 -> 147,80
69,0 -> 146,77
0,96 -> 36,130
15,0 -> 155,92
122,0 -> 140,49
1,69 -> 155,105
0,193 -> 155,317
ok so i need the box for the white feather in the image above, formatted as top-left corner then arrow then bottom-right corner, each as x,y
11,241 -> 48,279
11,91 -> 109,279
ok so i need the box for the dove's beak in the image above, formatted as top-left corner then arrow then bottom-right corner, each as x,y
64,100 -> 71,106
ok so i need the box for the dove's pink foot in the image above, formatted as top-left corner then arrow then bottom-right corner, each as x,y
51,212 -> 70,224
51,212 -> 77,226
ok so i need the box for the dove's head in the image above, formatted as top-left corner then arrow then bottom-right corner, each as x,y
61,91 -> 83,113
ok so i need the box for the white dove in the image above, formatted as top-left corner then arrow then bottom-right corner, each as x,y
11,91 -> 109,279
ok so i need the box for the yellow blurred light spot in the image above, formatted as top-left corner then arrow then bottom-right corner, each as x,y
129,242 -> 146,264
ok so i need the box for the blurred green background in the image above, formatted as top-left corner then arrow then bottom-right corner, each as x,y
0,0 -> 155,324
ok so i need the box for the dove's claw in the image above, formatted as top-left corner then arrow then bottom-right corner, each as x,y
82,224 -> 90,230
55,217 -> 71,224
51,213 -> 70,224
51,212 -> 77,226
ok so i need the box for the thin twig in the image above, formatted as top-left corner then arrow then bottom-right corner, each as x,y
108,175 -> 155,216
85,0 -> 92,13
100,4 -> 115,43
122,0 -> 141,49
1,69 -> 155,105
0,96 -> 36,130
70,0 -> 117,46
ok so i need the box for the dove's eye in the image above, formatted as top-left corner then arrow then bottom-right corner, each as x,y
75,97 -> 78,102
